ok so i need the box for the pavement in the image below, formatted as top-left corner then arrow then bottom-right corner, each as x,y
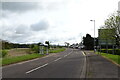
2,48 -> 86,78
84,50 -> 120,79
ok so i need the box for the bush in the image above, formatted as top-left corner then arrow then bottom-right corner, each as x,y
32,45 -> 39,53
98,49 -> 120,55
0,50 -> 8,58
115,49 -> 120,55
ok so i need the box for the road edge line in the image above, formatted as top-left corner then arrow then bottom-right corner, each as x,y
80,51 -> 87,78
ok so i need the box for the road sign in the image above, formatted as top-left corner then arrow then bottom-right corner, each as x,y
98,29 -> 116,45
99,39 -> 116,45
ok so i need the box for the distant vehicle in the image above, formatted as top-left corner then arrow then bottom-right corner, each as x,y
75,46 -> 78,49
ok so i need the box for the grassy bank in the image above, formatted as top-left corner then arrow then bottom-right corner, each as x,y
96,52 -> 120,65
49,48 -> 66,53
2,53 -> 45,66
2,48 -> 66,66
97,49 -> 120,55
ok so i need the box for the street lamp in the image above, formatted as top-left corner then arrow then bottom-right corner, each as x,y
118,1 -> 120,12
118,1 -> 120,48
90,20 -> 96,52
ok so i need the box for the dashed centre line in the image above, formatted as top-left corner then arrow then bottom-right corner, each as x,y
26,50 -> 73,74
54,57 -> 62,61
64,54 -> 69,57
26,63 -> 48,74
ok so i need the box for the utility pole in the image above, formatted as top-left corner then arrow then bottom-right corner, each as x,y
118,1 -> 120,48
90,20 -> 96,53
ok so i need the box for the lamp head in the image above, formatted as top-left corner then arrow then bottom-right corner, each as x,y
90,20 -> 95,22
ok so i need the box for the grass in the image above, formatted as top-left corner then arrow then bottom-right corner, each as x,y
2,47 -> 66,66
100,49 -> 120,50
2,53 -> 45,66
49,48 -> 66,53
96,52 -> 120,65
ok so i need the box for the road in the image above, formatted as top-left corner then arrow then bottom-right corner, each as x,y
2,48 -> 86,78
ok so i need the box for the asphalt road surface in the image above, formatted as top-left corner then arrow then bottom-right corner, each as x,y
2,48 -> 86,78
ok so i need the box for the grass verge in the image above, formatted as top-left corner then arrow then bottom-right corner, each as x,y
2,53 -> 45,66
49,48 -> 66,53
2,48 -> 66,66
96,52 -> 120,65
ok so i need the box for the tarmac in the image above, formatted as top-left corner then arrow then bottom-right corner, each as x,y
84,50 -> 120,79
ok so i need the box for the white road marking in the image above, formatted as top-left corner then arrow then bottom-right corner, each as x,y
4,49 -> 73,69
54,58 -> 62,61
26,63 -> 48,74
64,55 -> 68,57
80,51 -> 86,78
63,50 -> 73,57
82,51 -> 86,56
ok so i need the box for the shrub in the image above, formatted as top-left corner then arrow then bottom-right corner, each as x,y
0,50 -> 8,58
98,49 -> 120,55
32,45 -> 39,53
115,49 -> 120,55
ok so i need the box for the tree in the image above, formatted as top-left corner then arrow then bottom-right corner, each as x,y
38,42 -> 42,46
64,42 -> 69,48
32,45 -> 39,53
101,12 -> 120,47
83,34 -> 94,50
45,41 -> 50,49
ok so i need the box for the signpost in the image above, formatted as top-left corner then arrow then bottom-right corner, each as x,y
98,29 -> 116,54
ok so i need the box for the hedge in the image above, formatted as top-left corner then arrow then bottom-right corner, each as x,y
98,49 -> 120,55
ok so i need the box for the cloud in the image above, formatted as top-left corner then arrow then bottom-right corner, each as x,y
1,0 -> 119,44
2,2 -> 41,13
2,30 -> 33,43
30,20 -> 49,31
1,24 -> 33,43
15,25 -> 29,34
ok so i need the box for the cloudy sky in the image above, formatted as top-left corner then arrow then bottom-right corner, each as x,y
0,0 -> 120,45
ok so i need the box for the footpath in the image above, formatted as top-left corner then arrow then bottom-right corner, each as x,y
84,50 -> 120,79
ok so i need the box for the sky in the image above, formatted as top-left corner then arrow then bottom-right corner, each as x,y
0,0 -> 120,45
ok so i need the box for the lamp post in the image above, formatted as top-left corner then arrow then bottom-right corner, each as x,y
90,20 -> 96,52
118,1 -> 120,48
